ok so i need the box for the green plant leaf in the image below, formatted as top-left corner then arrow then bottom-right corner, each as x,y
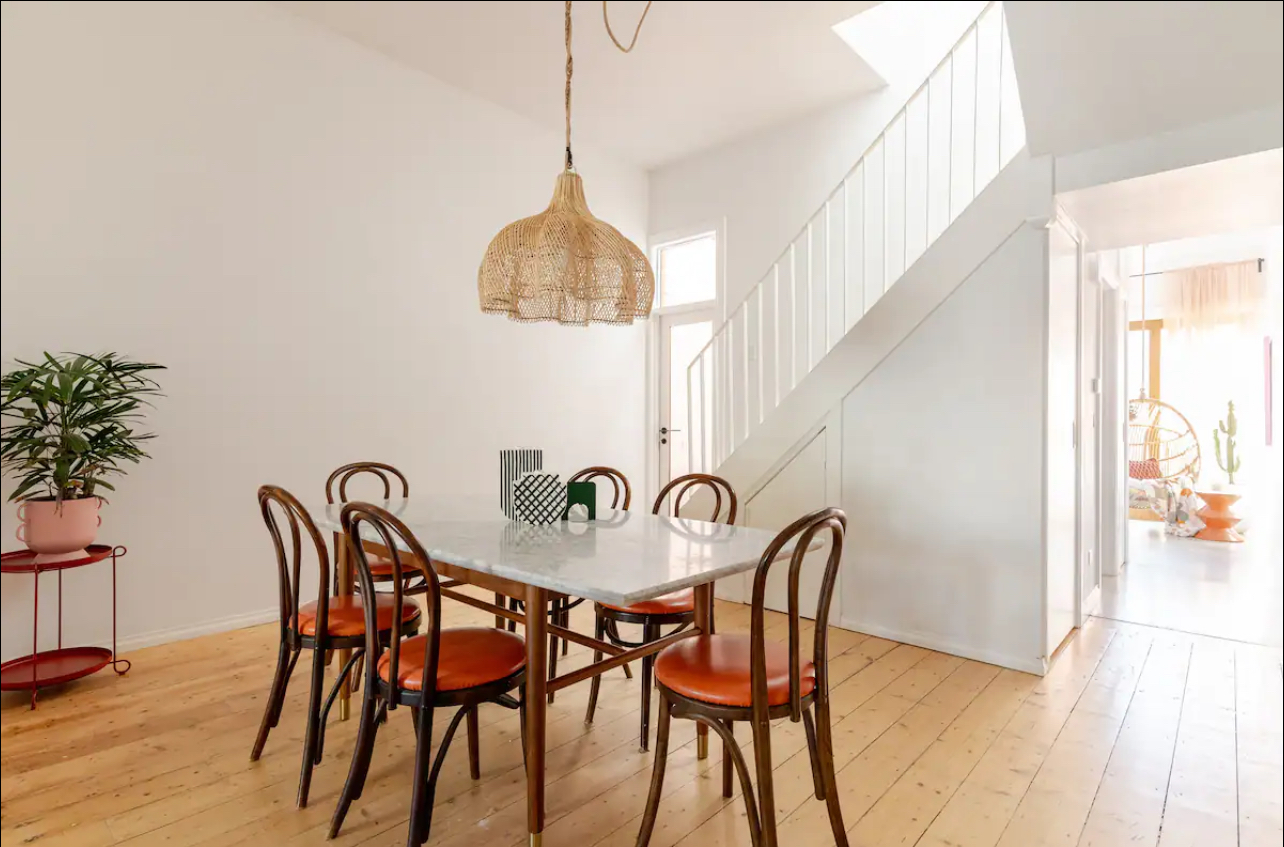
2,352 -> 165,503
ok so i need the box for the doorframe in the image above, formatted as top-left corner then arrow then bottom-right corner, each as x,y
1055,206 -> 1104,629
1099,258 -> 1128,579
1042,210 -> 1085,668
1078,244 -> 1104,622
652,306 -> 718,499
644,220 -> 726,504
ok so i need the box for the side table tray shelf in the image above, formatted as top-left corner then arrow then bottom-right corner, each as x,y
0,544 -> 131,708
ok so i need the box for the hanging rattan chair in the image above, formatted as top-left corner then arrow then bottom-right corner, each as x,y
1128,397 -> 1201,483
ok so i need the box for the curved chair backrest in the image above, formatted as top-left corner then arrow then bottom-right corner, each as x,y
259,485 -> 331,640
340,501 -> 440,708
749,507 -> 846,723
653,473 -> 737,525
325,462 -> 410,504
568,466 -> 632,510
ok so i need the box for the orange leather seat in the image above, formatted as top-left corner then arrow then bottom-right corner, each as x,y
654,634 -> 815,708
378,627 -> 526,692
296,595 -> 421,638
600,588 -> 695,616
366,555 -> 402,579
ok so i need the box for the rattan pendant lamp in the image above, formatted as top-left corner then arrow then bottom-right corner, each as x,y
478,1 -> 655,326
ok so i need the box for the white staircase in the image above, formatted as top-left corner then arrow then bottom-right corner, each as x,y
686,1 -> 1026,476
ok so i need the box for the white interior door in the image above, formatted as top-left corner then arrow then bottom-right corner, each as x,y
1046,222 -> 1080,659
658,310 -> 714,488
1079,253 -> 1102,618
1100,279 -> 1129,577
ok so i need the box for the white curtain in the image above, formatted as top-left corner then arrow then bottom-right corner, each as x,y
1158,260 -> 1267,488
1160,260 -> 1266,333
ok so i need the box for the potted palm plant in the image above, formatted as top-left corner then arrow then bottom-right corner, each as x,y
1,353 -> 164,562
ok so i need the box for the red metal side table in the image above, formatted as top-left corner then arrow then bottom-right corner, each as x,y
0,544 -> 131,708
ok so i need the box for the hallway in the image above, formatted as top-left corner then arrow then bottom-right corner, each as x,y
1099,520 -> 1283,647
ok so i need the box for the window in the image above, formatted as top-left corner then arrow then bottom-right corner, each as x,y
655,232 -> 716,309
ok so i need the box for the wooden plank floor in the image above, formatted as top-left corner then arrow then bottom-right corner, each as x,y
2,593 -> 1280,847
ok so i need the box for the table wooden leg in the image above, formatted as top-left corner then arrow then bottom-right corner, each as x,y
693,582 -> 714,759
525,585 -> 548,847
335,534 -> 352,721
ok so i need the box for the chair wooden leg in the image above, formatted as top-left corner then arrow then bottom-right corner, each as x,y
560,601 -> 570,656
605,618 -> 633,678
585,613 -> 607,726
507,596 -> 520,633
350,652 -> 364,694
328,688 -> 381,837
519,690 -> 529,773
698,716 -> 763,847
494,593 -> 506,629
406,704 -> 436,847
296,646 -> 327,808
814,701 -> 850,847
250,640 -> 293,762
639,621 -> 660,752
634,696 -> 673,847
466,706 -> 481,780
318,648 -> 363,761
275,648 -> 301,725
749,715 -> 778,847
418,705 -> 470,845
722,722 -> 734,798
802,708 -> 826,800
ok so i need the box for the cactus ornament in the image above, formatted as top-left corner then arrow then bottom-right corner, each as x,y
1212,400 -> 1241,485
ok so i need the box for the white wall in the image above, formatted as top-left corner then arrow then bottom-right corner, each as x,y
1054,107 -> 1284,198
1005,1 -> 1283,159
839,225 -> 1049,672
0,1 -> 649,659
648,4 -> 985,316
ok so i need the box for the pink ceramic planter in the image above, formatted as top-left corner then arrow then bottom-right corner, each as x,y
15,497 -> 102,564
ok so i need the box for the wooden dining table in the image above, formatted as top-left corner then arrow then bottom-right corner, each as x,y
312,499 -> 807,847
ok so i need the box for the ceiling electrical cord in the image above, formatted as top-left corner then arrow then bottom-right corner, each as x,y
603,0 -> 653,54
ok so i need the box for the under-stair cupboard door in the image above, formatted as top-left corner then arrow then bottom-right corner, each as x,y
1078,250 -> 1103,618
734,412 -> 843,619
1046,221 -> 1080,660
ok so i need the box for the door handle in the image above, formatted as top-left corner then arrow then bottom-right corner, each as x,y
659,427 -> 681,435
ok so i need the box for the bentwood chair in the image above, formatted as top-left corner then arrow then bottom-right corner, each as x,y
636,507 -> 849,847
501,465 -> 635,702
249,486 -> 422,809
326,462 -> 428,596
585,473 -> 737,751
329,501 -> 527,847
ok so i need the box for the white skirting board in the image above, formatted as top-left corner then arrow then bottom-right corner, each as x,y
114,606 -> 278,654
835,616 -> 1048,677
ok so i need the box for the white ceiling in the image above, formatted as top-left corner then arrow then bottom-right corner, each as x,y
1059,148 -> 1284,251
1005,1 -> 1284,158
275,1 -> 884,169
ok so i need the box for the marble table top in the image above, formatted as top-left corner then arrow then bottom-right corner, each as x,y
311,499 -> 806,606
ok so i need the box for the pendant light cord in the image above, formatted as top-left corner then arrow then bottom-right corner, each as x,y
565,0 -> 574,170
603,0 -> 653,53
564,0 -> 654,171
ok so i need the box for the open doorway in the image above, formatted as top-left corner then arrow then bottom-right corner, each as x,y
1061,150 -> 1283,647
1107,231 -> 1283,644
